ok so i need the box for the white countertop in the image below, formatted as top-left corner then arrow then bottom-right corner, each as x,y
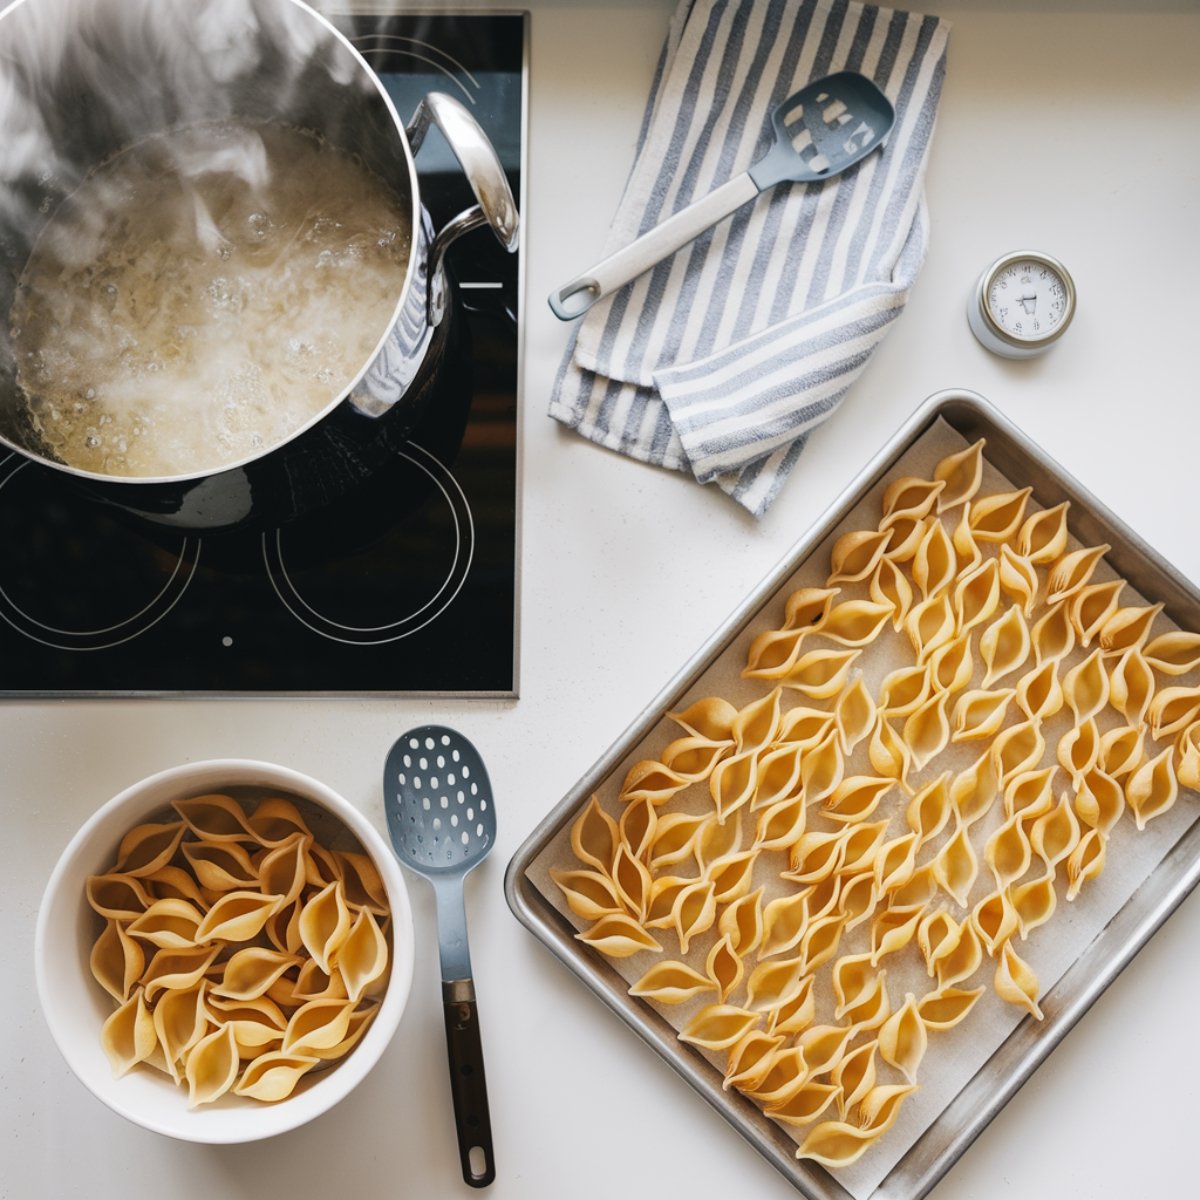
5,2 -> 1200,1198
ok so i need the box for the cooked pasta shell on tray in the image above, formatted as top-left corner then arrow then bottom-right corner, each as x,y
835,676 -> 878,753
1068,579 -> 1124,647
967,487 -> 1032,544
929,631 -> 975,694
1148,685 -> 1200,740
722,1030 -> 785,1092
827,529 -> 894,585
1099,603 -> 1164,655
1016,500 -> 1070,564
1063,649 -> 1110,724
1015,658 -> 1064,723
1143,630 -> 1200,675
1030,601 -> 1076,666
998,545 -> 1040,616
680,1003 -> 761,1052
1108,648 -> 1156,726
994,939 -> 1043,1020
933,438 -> 985,513
1126,747 -> 1180,829
953,688 -> 1015,742
881,476 -> 946,527
979,605 -> 1031,687
912,519 -> 957,601
1046,543 -> 1110,606
953,558 -> 1001,635
1178,722 -> 1200,790
916,984 -> 985,1031
972,889 -> 1019,956
870,557 -> 915,630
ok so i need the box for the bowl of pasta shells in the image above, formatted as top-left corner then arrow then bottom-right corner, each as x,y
35,759 -> 414,1142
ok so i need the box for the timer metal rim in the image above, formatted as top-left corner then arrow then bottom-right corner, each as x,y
975,249 -> 1076,349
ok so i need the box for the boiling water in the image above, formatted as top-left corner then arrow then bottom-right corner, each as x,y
9,121 -> 411,478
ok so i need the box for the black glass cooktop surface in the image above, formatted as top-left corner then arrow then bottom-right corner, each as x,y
0,12 -> 525,696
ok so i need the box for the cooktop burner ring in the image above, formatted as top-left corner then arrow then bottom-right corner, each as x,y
0,456 -> 202,651
260,440 -> 475,646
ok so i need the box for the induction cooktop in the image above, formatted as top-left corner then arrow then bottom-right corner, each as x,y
0,11 -> 526,697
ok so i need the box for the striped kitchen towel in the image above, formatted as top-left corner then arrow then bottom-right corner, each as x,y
548,0 -> 950,517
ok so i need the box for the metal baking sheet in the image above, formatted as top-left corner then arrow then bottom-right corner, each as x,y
503,388 -> 1200,1200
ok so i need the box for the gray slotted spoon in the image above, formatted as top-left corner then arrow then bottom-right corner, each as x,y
548,70 -> 895,320
385,725 -> 496,1188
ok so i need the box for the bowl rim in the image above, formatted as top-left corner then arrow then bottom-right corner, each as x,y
34,757 -> 414,1143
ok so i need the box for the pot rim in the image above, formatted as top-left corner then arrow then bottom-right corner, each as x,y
0,0 -> 423,487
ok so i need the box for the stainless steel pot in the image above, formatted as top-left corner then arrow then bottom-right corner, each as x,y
0,0 -> 518,532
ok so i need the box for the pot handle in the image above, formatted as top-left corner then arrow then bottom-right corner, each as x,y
408,92 -> 520,325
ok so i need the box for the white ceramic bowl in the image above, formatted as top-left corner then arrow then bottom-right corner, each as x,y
35,759 -> 414,1143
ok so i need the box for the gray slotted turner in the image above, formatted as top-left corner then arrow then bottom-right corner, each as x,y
548,71 -> 895,320
385,725 -> 496,1188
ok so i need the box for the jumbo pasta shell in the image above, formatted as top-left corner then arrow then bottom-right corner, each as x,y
185,1022 -> 240,1108
985,811 -> 1032,890
234,1052 -> 320,1103
126,898 -> 205,950
932,819 -> 978,906
257,835 -> 312,908
1148,685 -> 1200,740
549,867 -> 623,921
618,797 -> 656,862
781,587 -> 840,632
1015,658 -> 1064,723
912,519 -> 957,600
679,1004 -> 760,1052
881,476 -> 946,526
181,840 -> 259,892
950,750 -> 999,825
819,600 -> 892,647
1069,580 -> 1124,647
100,989 -> 157,1079
1063,648 -> 1110,724
114,821 -> 186,878
1144,631 -> 1200,676
953,559 -> 1001,635
953,688 -> 1015,742
670,880 -> 717,955
877,663 -> 932,718
968,487 -> 1032,543
904,592 -> 956,662
282,998 -> 356,1055
869,557 -> 914,631
997,545 -> 1039,616
569,795 -> 618,873
781,648 -> 861,699
1065,828 -> 1107,900
916,985 -> 984,1031
746,954 -> 808,1013
823,776 -> 895,825
1046,543 -> 1110,605
1031,603 -> 1076,666
1011,875 -> 1057,939
754,794 -> 807,851
298,881 -> 352,974
141,944 -> 222,1002
194,890 -> 284,944
1016,501 -> 1070,564
575,914 -> 661,958
1109,649 -> 1156,725
86,873 -> 155,920
827,529 -> 893,585
870,905 -> 923,965
1099,603 -> 1164,655
705,935 -> 744,1003
246,797 -> 314,847
718,888 -> 764,955
667,696 -> 739,742
905,774 -> 952,847
90,920 -> 146,1002
929,631 -> 975,694
629,960 -> 715,1005
878,994 -> 927,1083
1126,747 -> 1179,830
334,849 -> 390,917
152,981 -> 208,1081
933,439 -> 986,512
212,947 -> 301,1002
972,890 -> 1019,955
722,1030 -> 785,1092
834,676 -> 877,754
980,605 -> 1031,688
173,793 -> 258,843
994,939 -> 1042,1020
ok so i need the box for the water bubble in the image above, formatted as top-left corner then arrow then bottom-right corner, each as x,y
85,432 -> 101,449
85,388 -> 96,400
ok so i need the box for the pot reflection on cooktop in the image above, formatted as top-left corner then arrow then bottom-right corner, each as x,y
0,457 -> 200,651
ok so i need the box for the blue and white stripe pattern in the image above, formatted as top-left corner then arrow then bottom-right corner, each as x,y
549,0 -> 950,517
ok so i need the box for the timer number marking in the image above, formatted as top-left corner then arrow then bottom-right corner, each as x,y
987,260 -> 1068,340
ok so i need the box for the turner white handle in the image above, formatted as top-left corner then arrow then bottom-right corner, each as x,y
548,172 -> 759,320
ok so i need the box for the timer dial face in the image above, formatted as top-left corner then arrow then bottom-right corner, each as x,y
985,258 -> 1071,343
